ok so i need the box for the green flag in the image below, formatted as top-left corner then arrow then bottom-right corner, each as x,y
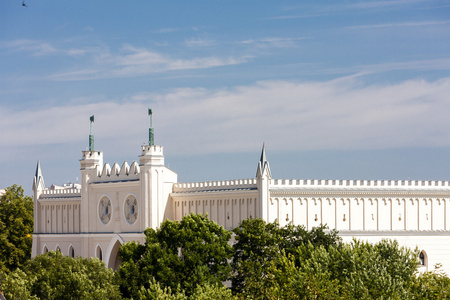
90,115 -> 94,122
148,108 -> 152,116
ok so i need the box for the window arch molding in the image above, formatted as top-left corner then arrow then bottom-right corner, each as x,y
419,250 -> 428,267
68,244 -> 75,258
96,244 -> 103,261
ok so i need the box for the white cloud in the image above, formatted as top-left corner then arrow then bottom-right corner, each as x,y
0,39 -> 87,57
346,20 -> 450,30
349,0 -> 428,9
239,37 -> 311,48
48,44 -> 250,81
326,59 -> 450,76
184,38 -> 215,48
2,76 -> 450,158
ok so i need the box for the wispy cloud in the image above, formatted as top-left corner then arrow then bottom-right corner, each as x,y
346,20 -> 450,30
152,27 -> 181,34
239,37 -> 311,48
349,0 -> 428,9
325,58 -> 450,76
275,0 -> 430,20
184,38 -> 215,48
0,39 -> 86,57
48,44 -> 250,81
3,76 -> 450,156
264,13 -> 327,20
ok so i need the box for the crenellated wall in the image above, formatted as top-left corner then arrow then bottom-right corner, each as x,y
92,161 -> 140,183
173,178 -> 257,192
271,179 -> 450,188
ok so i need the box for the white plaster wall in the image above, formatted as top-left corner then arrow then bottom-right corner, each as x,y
171,192 -> 257,230
90,182 -> 141,234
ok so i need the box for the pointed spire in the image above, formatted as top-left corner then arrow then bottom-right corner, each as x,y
33,160 -> 44,191
260,143 -> 267,166
256,143 -> 271,178
35,160 -> 42,179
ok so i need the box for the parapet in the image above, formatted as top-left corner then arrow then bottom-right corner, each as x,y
39,187 -> 81,199
80,151 -> 103,170
141,145 -> 163,156
173,178 -> 257,193
139,145 -> 164,166
92,161 -> 140,183
271,179 -> 450,190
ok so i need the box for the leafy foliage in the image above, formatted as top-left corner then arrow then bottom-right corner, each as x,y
117,213 -> 233,299
231,218 -> 341,293
0,184 -> 33,275
410,264 -> 450,299
238,238 -> 420,299
1,250 -> 120,300
136,279 -> 236,300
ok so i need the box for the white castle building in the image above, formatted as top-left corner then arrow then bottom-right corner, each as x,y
32,113 -> 450,273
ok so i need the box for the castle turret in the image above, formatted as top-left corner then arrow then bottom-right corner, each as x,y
79,115 -> 103,233
33,160 -> 45,197
32,161 -> 45,237
256,143 -> 271,220
139,109 -> 176,229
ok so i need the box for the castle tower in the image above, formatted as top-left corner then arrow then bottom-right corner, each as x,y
139,109 -> 174,229
256,143 -> 271,220
79,115 -> 103,233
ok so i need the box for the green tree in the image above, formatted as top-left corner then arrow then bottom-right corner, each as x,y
0,184 -> 33,276
409,264 -> 450,298
117,213 -> 233,299
294,239 -> 418,299
231,218 -> 341,294
238,239 -> 420,299
1,250 -> 121,300
136,279 -> 236,300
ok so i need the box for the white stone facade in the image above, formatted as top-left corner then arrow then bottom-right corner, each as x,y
32,143 -> 450,273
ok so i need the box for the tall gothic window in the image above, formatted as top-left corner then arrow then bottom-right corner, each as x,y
96,245 -> 103,261
419,251 -> 426,266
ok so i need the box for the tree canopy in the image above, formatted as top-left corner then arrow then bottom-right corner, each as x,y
1,251 -> 120,300
0,184 -> 33,275
231,218 -> 341,294
117,213 -> 233,299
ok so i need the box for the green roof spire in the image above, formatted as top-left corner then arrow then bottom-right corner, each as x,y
148,108 -> 154,146
89,115 -> 95,151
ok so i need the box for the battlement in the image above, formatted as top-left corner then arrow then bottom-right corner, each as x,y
92,161 -> 140,182
40,188 -> 81,198
81,150 -> 102,160
141,145 -> 163,156
173,178 -> 257,193
80,151 -> 103,170
271,179 -> 450,189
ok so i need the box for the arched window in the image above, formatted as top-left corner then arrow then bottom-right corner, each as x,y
69,245 -> 75,258
43,245 -> 48,254
56,245 -> 61,253
419,251 -> 427,266
96,245 -> 103,261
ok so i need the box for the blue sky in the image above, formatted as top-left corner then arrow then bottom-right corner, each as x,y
1,1 -> 450,195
